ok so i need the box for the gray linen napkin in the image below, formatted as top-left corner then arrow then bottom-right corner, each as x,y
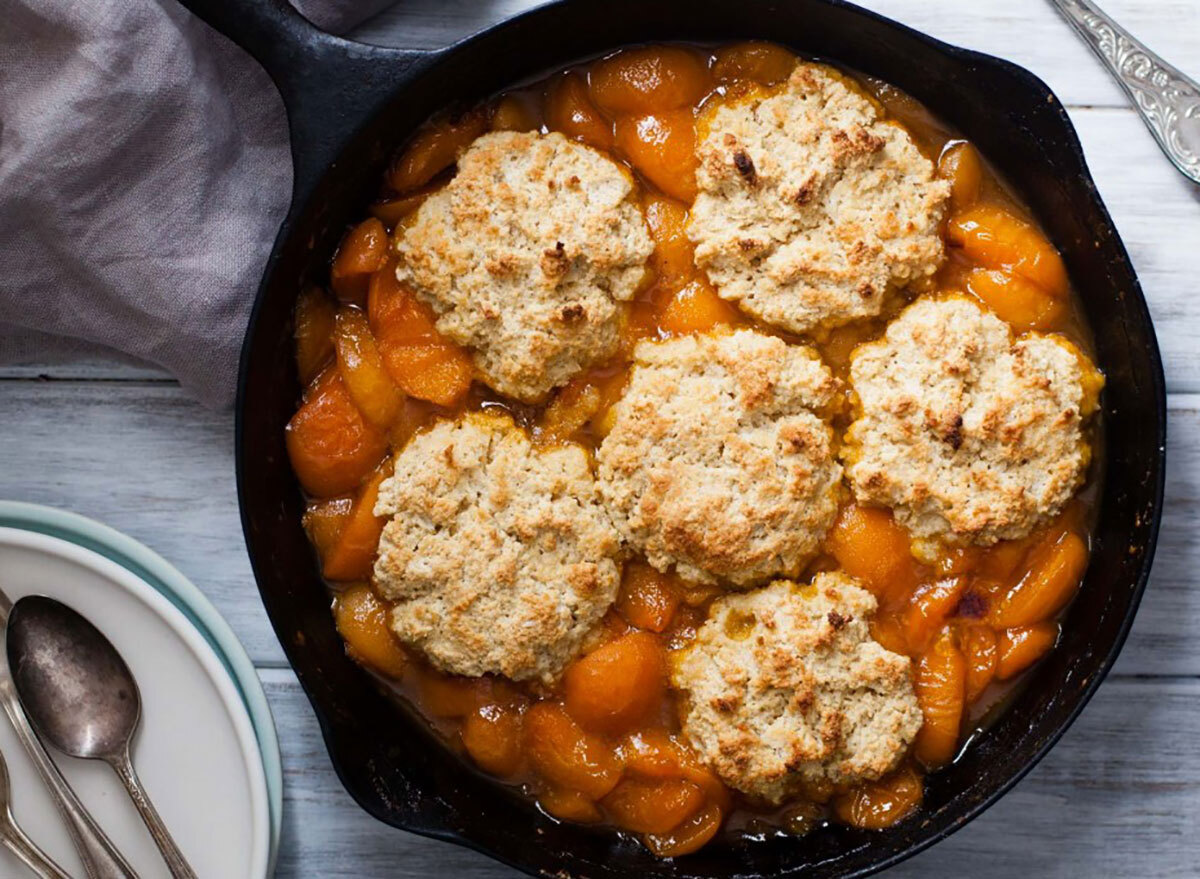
0,0 -> 390,408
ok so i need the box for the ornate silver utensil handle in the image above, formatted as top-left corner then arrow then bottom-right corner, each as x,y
1050,0 -> 1200,185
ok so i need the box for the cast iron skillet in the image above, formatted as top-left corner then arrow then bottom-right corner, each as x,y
178,0 -> 1165,875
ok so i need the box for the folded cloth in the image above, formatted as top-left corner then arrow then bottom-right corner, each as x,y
0,0 -> 390,408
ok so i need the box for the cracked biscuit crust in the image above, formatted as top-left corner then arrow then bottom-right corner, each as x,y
373,412 -> 621,682
671,573 -> 922,803
688,63 -> 950,334
596,330 -> 842,587
844,296 -> 1100,545
395,131 -> 653,403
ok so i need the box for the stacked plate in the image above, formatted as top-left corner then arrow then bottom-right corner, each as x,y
0,501 -> 281,878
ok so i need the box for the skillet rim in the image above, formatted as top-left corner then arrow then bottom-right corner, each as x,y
233,0 -> 1167,875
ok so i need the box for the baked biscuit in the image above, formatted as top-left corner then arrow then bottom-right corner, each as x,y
373,411 -> 621,682
844,296 -> 1101,545
596,329 -> 841,587
688,63 -> 949,334
395,131 -> 653,403
670,573 -> 923,802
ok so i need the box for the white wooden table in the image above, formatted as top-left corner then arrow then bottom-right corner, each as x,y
3,1 -> 1198,875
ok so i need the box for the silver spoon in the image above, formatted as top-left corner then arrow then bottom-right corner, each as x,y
0,748 -> 71,879
1050,0 -> 1200,185
6,597 -> 197,879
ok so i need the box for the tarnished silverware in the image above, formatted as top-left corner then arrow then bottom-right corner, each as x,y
0,748 -> 71,879
1050,0 -> 1200,184
0,587 -> 137,879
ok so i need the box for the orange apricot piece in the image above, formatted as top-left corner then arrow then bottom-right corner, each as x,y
286,368 -> 389,497
330,218 -> 389,304
334,306 -> 405,429
387,107 -> 487,193
589,46 -> 711,116
302,496 -> 353,563
642,194 -> 696,288
619,729 -> 729,807
946,204 -> 1069,297
824,504 -> 921,603
462,702 -> 525,776
644,803 -> 724,857
294,287 -> 337,385
833,764 -> 924,830
658,278 -> 738,335
368,185 -> 439,231
564,631 -> 666,735
538,378 -> 603,444
368,268 -> 473,407
615,562 -> 682,633
418,674 -> 486,719
996,622 -> 1059,680
490,94 -> 539,132
604,777 -> 705,835
988,531 -> 1088,629
321,463 -> 390,581
965,268 -> 1066,332
524,703 -> 623,799
614,109 -> 698,203
869,612 -> 910,656
539,787 -> 603,823
333,585 -> 408,678
712,41 -> 799,86
904,577 -> 967,654
960,624 -> 998,704
913,631 -> 967,769
937,141 -> 984,214
544,72 -> 614,150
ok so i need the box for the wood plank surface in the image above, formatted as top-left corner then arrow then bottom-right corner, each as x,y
1,0 -> 1197,876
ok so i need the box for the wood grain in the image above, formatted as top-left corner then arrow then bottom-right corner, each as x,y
263,667 -> 1200,878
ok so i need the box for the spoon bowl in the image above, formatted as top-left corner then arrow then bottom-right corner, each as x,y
8,595 -> 197,878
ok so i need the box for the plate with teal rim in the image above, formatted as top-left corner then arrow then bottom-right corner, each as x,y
0,500 -> 282,874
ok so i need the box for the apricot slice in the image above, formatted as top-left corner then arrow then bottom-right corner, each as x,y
642,194 -> 696,288
614,109 -> 698,203
997,622 -> 1059,680
368,268 -> 473,407
368,186 -> 438,231
960,624 -> 998,704
462,702 -> 524,776
564,631 -> 666,734
333,585 -> 407,678
937,141 -> 984,214
833,764 -> 924,830
418,674 -> 485,719
904,577 -> 967,654
589,46 -> 711,116
330,218 -> 388,304
616,562 -> 682,633
302,496 -> 353,563
868,612 -> 910,656
286,368 -> 389,497
490,94 -> 539,132
524,703 -> 622,799
988,531 -> 1088,629
334,306 -> 405,429
659,279 -> 738,335
387,108 -> 487,193
644,803 -> 724,857
539,787 -> 603,823
946,204 -> 1069,297
913,631 -> 966,769
544,72 -> 614,150
965,268 -> 1066,332
538,379 -> 603,444
824,504 -> 921,604
712,42 -> 799,86
604,777 -> 705,834
619,729 -> 729,807
294,287 -> 336,385
321,463 -> 390,581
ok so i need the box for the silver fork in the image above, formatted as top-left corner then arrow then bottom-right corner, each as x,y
0,748 -> 71,879
1050,0 -> 1200,185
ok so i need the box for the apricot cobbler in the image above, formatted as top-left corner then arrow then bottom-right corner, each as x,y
286,42 -> 1102,858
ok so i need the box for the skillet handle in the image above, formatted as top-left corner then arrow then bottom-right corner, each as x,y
175,0 -> 435,207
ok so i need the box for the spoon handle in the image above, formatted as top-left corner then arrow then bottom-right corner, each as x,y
1,812 -> 72,879
1049,0 -> 1200,185
110,751 -> 196,879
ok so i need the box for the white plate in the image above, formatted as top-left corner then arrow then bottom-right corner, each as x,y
0,527 -> 271,879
